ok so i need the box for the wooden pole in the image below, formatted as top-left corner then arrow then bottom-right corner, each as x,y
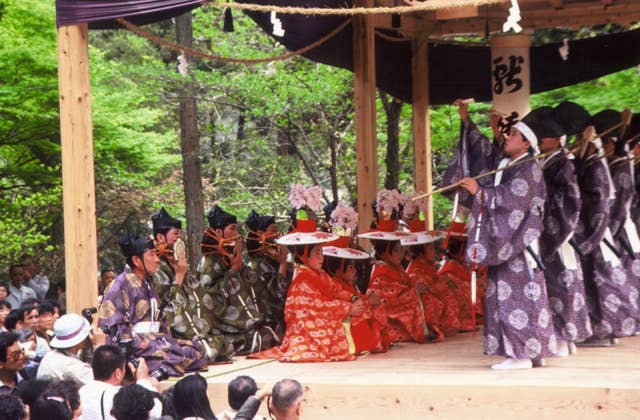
57,23 -> 98,314
353,1 -> 378,238
411,34 -> 433,229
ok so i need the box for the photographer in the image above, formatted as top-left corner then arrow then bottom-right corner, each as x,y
36,313 -> 105,384
79,344 -> 162,420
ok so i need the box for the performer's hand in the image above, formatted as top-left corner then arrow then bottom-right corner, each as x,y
368,293 -> 381,306
349,299 -> 365,317
453,98 -> 469,121
489,110 -> 503,140
459,177 -> 479,195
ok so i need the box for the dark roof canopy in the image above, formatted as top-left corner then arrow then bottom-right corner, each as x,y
56,0 -> 640,104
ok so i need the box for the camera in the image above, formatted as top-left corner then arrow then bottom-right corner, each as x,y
118,338 -> 171,382
81,307 -> 98,324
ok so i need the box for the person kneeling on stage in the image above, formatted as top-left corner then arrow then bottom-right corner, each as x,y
99,234 -> 207,377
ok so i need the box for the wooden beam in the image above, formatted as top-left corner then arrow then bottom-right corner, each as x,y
548,0 -> 564,8
411,35 -> 433,230
353,1 -> 378,239
57,23 -> 98,314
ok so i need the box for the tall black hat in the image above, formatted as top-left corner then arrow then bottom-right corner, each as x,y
207,205 -> 237,229
590,110 -> 622,142
626,114 -> 640,147
151,207 -> 182,234
245,210 -> 275,232
118,233 -> 155,259
553,101 -> 591,137
513,107 -> 549,153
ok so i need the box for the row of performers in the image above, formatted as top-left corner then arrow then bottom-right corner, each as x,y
97,203 -> 486,376
438,100 -> 640,369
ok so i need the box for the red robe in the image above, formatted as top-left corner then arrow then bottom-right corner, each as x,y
250,266 -> 356,362
407,256 -> 462,337
367,261 -> 428,343
332,277 -> 390,353
437,259 -> 486,329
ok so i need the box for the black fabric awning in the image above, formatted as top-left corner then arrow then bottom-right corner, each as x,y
56,0 -> 640,105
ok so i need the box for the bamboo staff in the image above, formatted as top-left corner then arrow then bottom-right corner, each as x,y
583,109 -> 634,167
414,114 -> 633,201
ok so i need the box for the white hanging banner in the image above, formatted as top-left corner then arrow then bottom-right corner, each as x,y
490,35 -> 531,125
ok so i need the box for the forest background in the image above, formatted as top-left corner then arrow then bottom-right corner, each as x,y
1,0 -> 639,286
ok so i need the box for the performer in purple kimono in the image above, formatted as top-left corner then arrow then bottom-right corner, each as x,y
537,103 -> 593,356
98,234 -> 207,377
451,100 -> 558,370
573,110 -> 635,346
598,112 -> 640,334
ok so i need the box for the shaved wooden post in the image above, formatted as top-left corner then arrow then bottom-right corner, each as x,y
412,34 -> 433,229
57,23 -> 98,314
353,1 -> 378,240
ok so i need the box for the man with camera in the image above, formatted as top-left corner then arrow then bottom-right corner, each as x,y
36,312 -> 106,384
98,234 -> 207,377
79,344 -> 162,420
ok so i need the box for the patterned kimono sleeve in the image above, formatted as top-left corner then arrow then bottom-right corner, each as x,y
575,160 -> 611,255
98,281 -> 133,341
441,118 -> 503,209
466,161 -> 545,267
609,163 -> 633,237
541,159 -> 581,259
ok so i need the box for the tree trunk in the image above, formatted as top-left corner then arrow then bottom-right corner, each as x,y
176,12 -> 204,271
380,91 -> 403,190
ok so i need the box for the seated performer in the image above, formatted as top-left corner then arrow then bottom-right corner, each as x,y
251,218 -> 367,362
245,210 -> 291,336
437,221 -> 485,331
151,207 -> 233,362
403,230 -> 463,337
99,234 -> 207,377
199,205 -> 280,355
359,191 -> 438,344
448,100 -> 558,369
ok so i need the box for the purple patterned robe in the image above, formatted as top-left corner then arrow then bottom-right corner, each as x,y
609,158 -> 640,332
98,266 -> 207,377
574,156 -> 635,338
456,119 -> 558,360
540,152 -> 592,342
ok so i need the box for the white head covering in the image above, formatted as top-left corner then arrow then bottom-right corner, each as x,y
513,121 -> 539,155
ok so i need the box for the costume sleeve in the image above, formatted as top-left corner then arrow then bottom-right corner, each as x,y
466,161 -> 545,266
541,159 -> 581,259
609,163 -> 633,237
98,281 -> 133,341
575,160 -> 611,255
233,396 -> 262,420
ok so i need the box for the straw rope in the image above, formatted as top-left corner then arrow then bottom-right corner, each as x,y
116,17 -> 350,64
205,0 -> 507,16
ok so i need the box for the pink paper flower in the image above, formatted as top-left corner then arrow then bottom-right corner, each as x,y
329,201 -> 359,232
376,189 -> 403,219
289,184 -> 323,212
403,191 -> 427,219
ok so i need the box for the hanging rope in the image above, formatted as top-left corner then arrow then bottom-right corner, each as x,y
115,17 -> 350,65
204,0 -> 506,16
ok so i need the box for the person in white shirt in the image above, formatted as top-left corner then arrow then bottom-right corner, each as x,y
6,265 -> 36,309
217,375 -> 267,420
20,257 -> 50,301
79,344 -> 162,420
37,313 -> 105,385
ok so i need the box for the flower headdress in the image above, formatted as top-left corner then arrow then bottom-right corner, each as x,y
402,191 -> 427,220
289,184 -> 323,218
329,201 -> 358,236
375,189 -> 404,220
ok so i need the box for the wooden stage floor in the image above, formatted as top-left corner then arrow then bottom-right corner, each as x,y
165,332 -> 640,419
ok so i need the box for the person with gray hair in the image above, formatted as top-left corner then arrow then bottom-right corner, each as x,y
269,379 -> 304,420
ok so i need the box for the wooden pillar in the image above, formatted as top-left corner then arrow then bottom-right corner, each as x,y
490,34 -> 532,119
353,2 -> 378,237
412,34 -> 433,229
57,23 -> 98,314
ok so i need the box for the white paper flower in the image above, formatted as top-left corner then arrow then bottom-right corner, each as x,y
330,201 -> 359,232
289,184 -> 324,212
376,189 -> 403,219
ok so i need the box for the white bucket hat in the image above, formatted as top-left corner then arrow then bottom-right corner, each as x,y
401,231 -> 444,246
50,313 -> 91,349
